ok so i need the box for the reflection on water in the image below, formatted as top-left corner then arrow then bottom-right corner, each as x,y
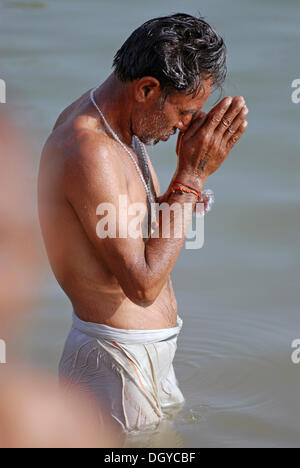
3,0 -> 300,448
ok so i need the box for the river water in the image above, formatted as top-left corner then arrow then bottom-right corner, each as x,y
1,0 -> 300,447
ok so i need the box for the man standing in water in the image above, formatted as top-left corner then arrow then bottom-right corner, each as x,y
39,13 -> 248,432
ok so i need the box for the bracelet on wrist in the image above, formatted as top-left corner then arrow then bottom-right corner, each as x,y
171,184 -> 201,202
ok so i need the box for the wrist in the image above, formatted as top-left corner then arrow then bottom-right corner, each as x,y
167,189 -> 198,206
173,170 -> 207,193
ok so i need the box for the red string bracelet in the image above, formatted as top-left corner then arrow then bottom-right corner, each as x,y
171,185 -> 201,202
174,180 -> 201,195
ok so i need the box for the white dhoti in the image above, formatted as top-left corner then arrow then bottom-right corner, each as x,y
59,313 -> 185,433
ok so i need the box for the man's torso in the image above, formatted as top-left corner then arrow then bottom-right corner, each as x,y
38,89 -> 178,329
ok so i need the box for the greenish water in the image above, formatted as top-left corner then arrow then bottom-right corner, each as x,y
1,0 -> 300,447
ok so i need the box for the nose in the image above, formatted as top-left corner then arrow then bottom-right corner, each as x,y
176,111 -> 207,132
175,115 -> 193,132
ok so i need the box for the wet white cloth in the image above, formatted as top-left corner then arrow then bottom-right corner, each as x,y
59,313 -> 185,432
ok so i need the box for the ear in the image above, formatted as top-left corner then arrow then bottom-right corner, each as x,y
134,77 -> 161,103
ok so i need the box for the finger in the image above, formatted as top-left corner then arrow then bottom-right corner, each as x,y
216,96 -> 246,135
191,110 -> 207,123
222,105 -> 248,144
201,104 -> 247,159
204,104 -> 246,158
183,96 -> 232,141
223,120 -> 248,153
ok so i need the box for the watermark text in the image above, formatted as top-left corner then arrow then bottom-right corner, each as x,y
291,79 -> 300,104
0,79 -> 6,104
96,195 -> 205,249
0,339 -> 6,364
291,339 -> 300,364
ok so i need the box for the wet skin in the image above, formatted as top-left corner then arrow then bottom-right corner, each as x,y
38,73 -> 248,329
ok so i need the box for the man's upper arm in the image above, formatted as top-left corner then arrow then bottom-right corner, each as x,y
63,134 -> 152,305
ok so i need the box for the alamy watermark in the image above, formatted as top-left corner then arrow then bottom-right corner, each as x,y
96,195 -> 205,250
291,339 -> 300,364
0,339 -> 6,364
291,79 -> 300,104
0,79 -> 6,104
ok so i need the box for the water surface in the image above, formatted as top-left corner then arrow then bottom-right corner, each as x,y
1,0 -> 299,447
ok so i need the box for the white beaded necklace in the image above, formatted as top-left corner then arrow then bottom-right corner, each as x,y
90,86 -> 157,229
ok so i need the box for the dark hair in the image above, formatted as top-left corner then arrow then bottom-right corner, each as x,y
113,13 -> 227,97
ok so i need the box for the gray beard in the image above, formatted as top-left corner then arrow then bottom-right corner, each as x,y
140,136 -> 160,146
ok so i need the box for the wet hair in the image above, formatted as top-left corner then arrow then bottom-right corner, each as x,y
113,13 -> 227,97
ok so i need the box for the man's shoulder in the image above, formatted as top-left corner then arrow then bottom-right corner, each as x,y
67,126 -> 118,168
62,126 -> 126,195
66,126 -> 112,163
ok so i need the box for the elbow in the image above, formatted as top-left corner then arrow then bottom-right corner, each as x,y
121,264 -> 160,308
135,298 -> 155,308
127,284 -> 158,308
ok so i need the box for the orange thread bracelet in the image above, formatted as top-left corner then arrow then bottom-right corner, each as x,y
171,185 -> 201,202
174,180 -> 201,197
